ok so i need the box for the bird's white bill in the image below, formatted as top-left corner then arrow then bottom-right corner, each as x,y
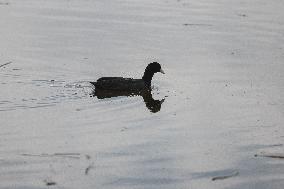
160,68 -> 165,74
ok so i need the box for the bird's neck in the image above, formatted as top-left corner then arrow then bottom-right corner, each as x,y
142,71 -> 154,88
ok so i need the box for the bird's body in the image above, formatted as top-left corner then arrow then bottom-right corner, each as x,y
90,62 -> 164,91
90,77 -> 147,91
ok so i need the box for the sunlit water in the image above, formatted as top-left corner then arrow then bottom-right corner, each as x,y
0,0 -> 284,188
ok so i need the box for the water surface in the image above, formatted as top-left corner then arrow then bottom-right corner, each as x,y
0,0 -> 284,188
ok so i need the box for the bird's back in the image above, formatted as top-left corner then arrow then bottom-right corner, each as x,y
93,77 -> 147,91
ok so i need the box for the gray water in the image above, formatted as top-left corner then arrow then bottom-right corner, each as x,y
0,0 -> 284,188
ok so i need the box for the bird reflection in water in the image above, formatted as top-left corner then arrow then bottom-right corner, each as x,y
91,89 -> 165,113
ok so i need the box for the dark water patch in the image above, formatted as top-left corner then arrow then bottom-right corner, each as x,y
183,23 -> 212,27
107,177 -> 181,186
0,1 -> 9,6
0,100 -> 11,105
255,152 -> 284,159
0,108 -> 17,111
239,143 -> 284,152
85,163 -> 95,175
44,180 -> 56,186
237,13 -> 247,17
191,169 -> 239,180
21,152 -> 81,159
136,157 -> 172,165
0,61 -> 12,68
226,143 -> 284,189
212,171 -> 239,181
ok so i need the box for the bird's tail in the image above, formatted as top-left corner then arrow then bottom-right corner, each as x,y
90,82 -> 96,86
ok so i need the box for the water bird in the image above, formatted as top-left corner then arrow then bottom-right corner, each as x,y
90,62 -> 165,112
90,62 -> 165,91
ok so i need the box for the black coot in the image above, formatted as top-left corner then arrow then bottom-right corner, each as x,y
90,62 -> 165,91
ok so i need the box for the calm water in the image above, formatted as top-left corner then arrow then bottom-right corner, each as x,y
0,0 -> 283,188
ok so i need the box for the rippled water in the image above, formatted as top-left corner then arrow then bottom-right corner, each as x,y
0,0 -> 284,188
